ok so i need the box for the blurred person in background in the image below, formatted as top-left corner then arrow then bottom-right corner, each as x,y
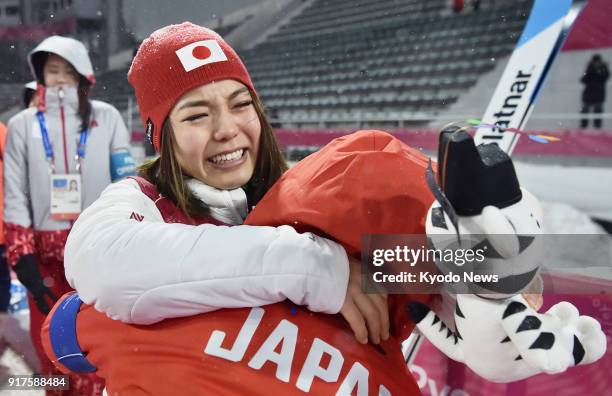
453,0 -> 465,13
3,35 -> 136,395
580,54 -> 609,128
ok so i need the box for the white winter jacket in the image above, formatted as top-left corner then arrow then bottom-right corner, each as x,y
4,87 -> 132,232
64,178 -> 350,325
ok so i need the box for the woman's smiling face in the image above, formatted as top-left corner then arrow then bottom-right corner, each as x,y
168,79 -> 261,190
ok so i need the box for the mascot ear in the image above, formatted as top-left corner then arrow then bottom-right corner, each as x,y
479,205 -> 520,258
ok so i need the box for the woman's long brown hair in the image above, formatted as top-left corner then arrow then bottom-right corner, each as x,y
139,89 -> 287,219
77,76 -> 92,133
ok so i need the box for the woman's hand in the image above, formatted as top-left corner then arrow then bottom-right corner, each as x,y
339,257 -> 389,344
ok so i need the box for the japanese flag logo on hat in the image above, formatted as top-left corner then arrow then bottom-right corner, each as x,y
175,40 -> 228,72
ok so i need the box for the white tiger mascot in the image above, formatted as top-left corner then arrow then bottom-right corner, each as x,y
407,125 -> 607,382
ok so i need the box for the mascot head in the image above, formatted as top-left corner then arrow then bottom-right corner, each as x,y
425,124 -> 544,298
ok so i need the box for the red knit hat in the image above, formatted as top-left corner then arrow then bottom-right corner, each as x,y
128,22 -> 255,151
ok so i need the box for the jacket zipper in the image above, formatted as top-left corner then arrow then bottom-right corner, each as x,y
59,92 -> 76,227
58,90 -> 70,173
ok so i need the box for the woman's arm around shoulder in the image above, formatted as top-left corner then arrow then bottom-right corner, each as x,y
65,178 -> 349,324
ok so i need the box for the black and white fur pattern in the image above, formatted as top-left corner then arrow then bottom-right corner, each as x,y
407,294 -> 606,382
413,189 -> 607,382
426,188 -> 545,298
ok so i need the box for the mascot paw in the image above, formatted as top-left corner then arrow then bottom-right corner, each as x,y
544,301 -> 606,366
501,297 -> 607,374
573,315 -> 607,365
546,301 -> 579,325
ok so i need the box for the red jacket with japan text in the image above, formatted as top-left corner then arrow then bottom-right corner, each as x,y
42,130 -> 435,395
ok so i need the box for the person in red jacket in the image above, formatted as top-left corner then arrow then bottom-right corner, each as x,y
42,132 -> 431,395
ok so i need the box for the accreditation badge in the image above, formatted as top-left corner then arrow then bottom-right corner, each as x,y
50,174 -> 82,220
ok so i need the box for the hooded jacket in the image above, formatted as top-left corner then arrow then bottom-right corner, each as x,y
28,35 -> 95,85
3,36 -> 133,266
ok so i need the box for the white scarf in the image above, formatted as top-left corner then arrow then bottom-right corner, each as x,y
185,179 -> 248,225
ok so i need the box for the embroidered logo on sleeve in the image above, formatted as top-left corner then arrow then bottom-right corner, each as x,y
129,212 -> 144,222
